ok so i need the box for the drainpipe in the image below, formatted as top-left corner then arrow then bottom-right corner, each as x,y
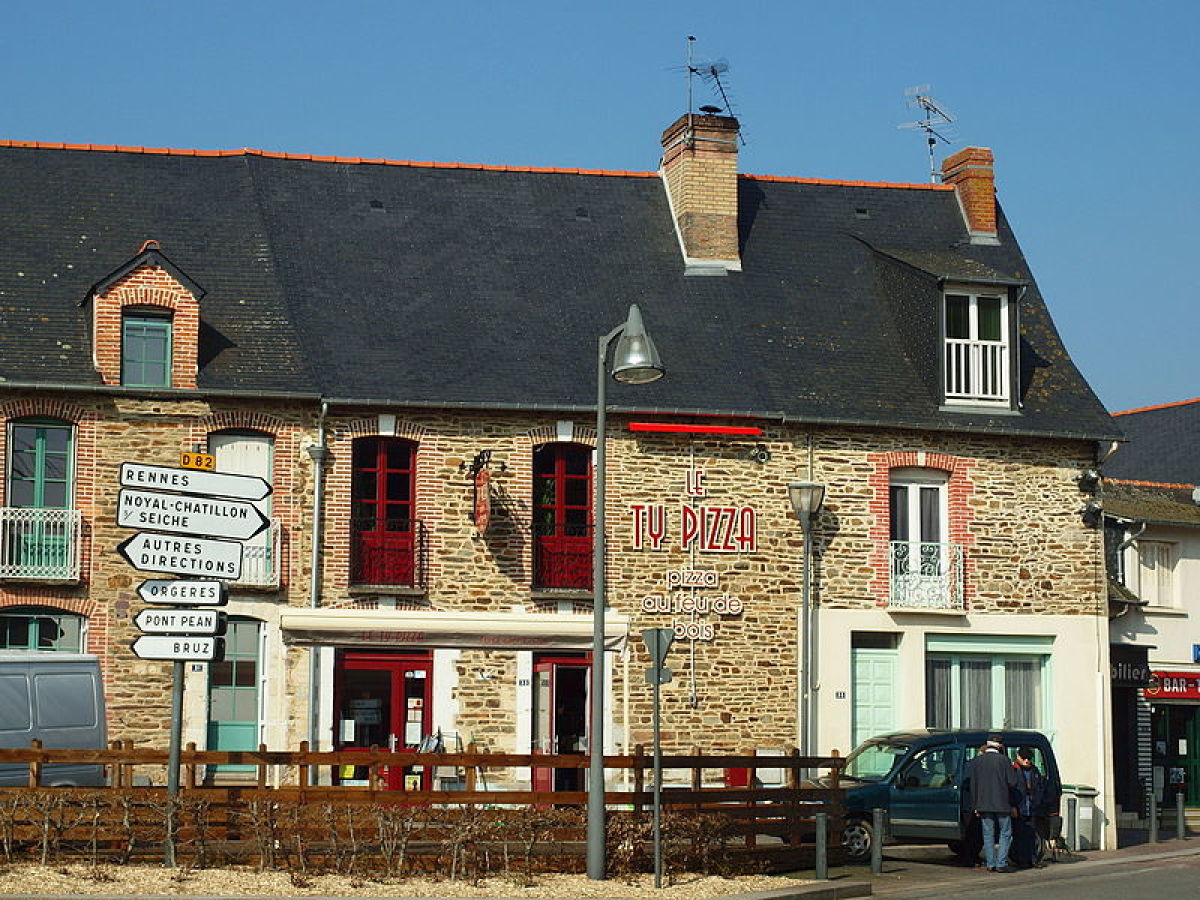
306,402 -> 330,776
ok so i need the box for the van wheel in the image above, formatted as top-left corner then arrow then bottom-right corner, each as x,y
843,818 -> 874,861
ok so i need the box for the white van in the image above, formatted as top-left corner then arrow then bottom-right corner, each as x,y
0,651 -> 107,786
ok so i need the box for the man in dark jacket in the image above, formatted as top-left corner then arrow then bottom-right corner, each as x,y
1011,746 -> 1048,867
966,734 -> 1021,872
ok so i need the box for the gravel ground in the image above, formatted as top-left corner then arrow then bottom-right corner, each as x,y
0,865 -> 813,898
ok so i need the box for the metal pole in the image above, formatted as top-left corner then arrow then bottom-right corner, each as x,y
1068,795 -> 1080,848
1177,791 -> 1186,840
653,666 -> 663,888
814,812 -> 828,880
165,659 -> 184,867
1146,792 -> 1157,844
588,326 -> 620,881
800,515 -> 814,762
870,807 -> 884,874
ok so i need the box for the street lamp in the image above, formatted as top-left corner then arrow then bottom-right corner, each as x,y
788,481 -> 825,760
588,304 -> 665,880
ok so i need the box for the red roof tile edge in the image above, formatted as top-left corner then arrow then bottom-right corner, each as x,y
0,139 -> 955,189
1106,477 -> 1197,490
1112,397 -> 1200,417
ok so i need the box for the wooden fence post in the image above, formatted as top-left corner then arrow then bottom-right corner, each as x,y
465,741 -> 478,792
110,741 -> 123,789
256,743 -> 268,789
691,745 -> 701,813
789,747 -> 802,847
298,740 -> 310,791
745,747 -> 756,848
122,739 -> 133,788
28,739 -> 41,788
184,742 -> 197,789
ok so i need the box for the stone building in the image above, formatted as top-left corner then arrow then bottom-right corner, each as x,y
0,113 -> 1120,839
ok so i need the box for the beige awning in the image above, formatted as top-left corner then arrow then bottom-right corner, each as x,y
279,608 -> 628,651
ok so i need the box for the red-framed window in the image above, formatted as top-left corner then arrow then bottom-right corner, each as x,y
532,443 -> 592,590
351,437 -> 422,586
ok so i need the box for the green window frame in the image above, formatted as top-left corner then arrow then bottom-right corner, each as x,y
122,312 -> 172,387
0,607 -> 83,651
925,635 -> 1052,732
8,419 -> 73,509
207,618 -> 262,770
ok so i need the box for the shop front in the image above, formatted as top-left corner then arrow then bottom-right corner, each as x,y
1144,669 -> 1200,805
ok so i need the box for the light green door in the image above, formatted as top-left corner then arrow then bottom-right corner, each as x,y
207,619 -> 261,772
852,648 -> 899,748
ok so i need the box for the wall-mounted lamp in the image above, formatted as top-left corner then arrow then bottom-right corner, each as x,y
459,450 -> 507,477
1077,468 -> 1101,494
748,444 -> 772,464
1080,499 -> 1103,528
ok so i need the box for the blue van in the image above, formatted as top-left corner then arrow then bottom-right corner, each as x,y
837,728 -> 1062,862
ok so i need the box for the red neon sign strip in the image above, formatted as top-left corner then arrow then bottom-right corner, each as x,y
628,423 -> 764,436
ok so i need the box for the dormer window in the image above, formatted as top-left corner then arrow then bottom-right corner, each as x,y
122,310 -> 173,387
943,290 -> 1009,405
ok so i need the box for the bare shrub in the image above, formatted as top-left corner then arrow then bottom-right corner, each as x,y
605,811 -> 650,880
506,806 -> 582,885
374,801 -> 428,879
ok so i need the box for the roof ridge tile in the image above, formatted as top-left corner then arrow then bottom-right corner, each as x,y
1112,397 -> 1200,416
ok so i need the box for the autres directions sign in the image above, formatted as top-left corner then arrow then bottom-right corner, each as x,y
118,533 -> 243,580
134,608 -> 225,636
119,462 -> 272,502
117,488 -> 269,540
131,635 -> 224,662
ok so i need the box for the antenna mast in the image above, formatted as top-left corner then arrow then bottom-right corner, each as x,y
899,86 -> 955,183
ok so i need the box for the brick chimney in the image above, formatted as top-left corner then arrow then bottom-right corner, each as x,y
941,147 -> 999,244
660,113 -> 741,274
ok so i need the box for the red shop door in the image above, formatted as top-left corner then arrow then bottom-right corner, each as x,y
532,654 -> 590,793
335,651 -> 433,790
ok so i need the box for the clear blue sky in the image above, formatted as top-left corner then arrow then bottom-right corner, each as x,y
4,1 -> 1196,413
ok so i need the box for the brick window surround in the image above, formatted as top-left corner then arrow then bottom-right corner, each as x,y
867,450 -> 977,607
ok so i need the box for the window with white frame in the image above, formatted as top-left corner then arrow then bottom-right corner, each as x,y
1133,540 -> 1177,607
889,468 -> 963,609
944,290 -> 1009,404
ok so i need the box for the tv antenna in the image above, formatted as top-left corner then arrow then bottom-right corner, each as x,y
898,85 -> 955,182
681,36 -> 746,145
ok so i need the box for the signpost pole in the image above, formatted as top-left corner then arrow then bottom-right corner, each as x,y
165,659 -> 184,867
653,658 -> 663,889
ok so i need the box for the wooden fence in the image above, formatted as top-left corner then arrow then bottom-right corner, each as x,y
0,742 -> 845,874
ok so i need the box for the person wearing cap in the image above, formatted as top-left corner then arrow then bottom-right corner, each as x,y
965,734 -> 1020,873
1011,746 -> 1048,868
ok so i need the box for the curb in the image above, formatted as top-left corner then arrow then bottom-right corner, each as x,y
724,881 -> 872,900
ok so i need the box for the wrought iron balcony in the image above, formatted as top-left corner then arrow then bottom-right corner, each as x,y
0,508 -> 83,582
889,540 -> 965,610
533,521 -> 592,591
232,519 -> 283,589
350,518 -> 426,589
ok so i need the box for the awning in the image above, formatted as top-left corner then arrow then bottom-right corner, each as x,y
279,608 -> 628,651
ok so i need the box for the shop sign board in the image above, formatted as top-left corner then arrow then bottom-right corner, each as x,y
1145,670 -> 1200,700
119,462 -> 272,501
118,533 -> 243,580
117,488 -> 269,540
1110,644 -> 1153,688
136,579 -> 228,606
134,608 -> 225,636
474,468 -> 491,534
131,635 -> 224,662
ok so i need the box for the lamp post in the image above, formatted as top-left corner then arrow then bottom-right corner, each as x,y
788,481 -> 825,759
588,304 -> 665,880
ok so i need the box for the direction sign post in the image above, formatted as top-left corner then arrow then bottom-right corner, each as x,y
134,608 -> 225,636
131,635 -> 224,662
137,579 -> 228,606
118,489 -> 269,541
641,627 -> 675,889
118,533 -> 243,581
119,462 -> 272,501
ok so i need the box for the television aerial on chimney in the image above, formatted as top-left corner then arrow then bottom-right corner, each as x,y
678,36 -> 747,145
899,85 -> 956,183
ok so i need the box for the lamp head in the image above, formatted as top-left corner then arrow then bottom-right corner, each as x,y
788,481 -> 825,522
611,304 -> 665,385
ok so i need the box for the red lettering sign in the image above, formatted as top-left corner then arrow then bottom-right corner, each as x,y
1145,671 -> 1200,700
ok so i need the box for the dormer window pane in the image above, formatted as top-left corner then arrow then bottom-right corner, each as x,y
122,313 -> 172,387
945,294 -> 970,339
977,297 -> 1002,341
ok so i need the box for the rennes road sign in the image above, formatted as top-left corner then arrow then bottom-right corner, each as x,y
134,608 -> 225,636
118,533 -> 243,580
131,635 -> 225,662
119,462 -> 272,502
117,488 -> 269,540
136,579 -> 228,606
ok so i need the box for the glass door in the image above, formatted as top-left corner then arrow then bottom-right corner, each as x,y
335,651 -> 432,790
532,654 -> 589,793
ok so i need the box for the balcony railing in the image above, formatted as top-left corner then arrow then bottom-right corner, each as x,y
533,522 -> 592,591
889,540 -> 965,610
0,507 -> 83,582
350,518 -> 426,589
945,338 -> 1008,403
233,520 -> 283,589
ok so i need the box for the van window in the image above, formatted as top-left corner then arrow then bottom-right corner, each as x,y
844,739 -> 910,782
33,673 -> 96,728
899,746 -> 963,789
0,675 -> 31,731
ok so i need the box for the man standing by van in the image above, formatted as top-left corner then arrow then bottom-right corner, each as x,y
967,734 -> 1020,873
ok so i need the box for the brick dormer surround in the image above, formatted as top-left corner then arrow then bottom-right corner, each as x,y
941,147 -> 999,245
90,242 -> 204,389
659,113 -> 742,274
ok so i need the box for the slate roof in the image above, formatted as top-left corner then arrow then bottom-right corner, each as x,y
1103,399 -> 1200,484
0,142 -> 1119,441
1104,480 -> 1200,526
